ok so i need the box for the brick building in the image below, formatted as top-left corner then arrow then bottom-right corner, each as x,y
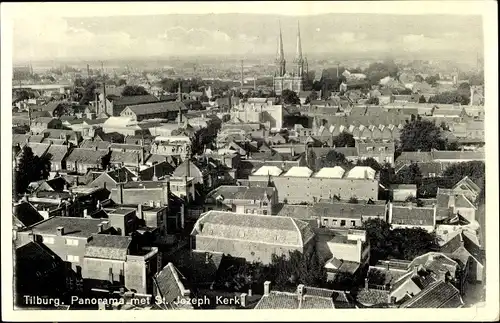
204,185 -> 278,215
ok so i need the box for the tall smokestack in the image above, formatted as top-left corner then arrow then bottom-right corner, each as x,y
87,64 -> 90,78
101,62 -> 107,115
241,60 -> 244,92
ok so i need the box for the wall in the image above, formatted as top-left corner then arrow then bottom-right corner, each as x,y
111,186 -> 169,207
320,216 -> 362,229
82,257 -> 125,283
454,207 -> 476,223
18,231 -> 89,273
393,189 -> 417,202
194,235 -> 303,265
258,176 -> 379,203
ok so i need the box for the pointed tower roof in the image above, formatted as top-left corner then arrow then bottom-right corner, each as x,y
295,21 -> 303,63
276,22 -> 285,62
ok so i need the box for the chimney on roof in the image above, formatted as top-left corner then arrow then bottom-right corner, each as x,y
56,226 -> 64,236
83,209 -> 89,218
297,284 -> 305,298
97,223 -> 104,233
240,293 -> 247,308
137,203 -> 143,220
205,252 -> 210,265
264,281 -> 271,296
152,164 -> 158,181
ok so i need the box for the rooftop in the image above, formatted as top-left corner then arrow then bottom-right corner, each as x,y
206,185 -> 275,202
283,166 -> 313,178
84,234 -> 132,261
192,210 -> 314,247
25,216 -> 107,238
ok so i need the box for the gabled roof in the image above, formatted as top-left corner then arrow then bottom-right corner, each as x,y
391,205 -> 435,226
313,166 -> 346,179
252,165 -> 283,177
283,166 -> 313,177
400,280 -> 463,308
345,166 -> 376,180
139,161 -> 175,180
255,285 -> 354,309
206,185 -> 275,202
79,139 -> 111,150
123,101 -> 187,116
84,234 -> 132,261
13,202 -> 44,228
45,144 -> 69,162
66,148 -> 109,164
153,263 -> 192,307
452,176 -> 481,195
108,94 -> 159,106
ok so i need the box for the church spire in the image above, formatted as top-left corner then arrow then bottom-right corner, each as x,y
295,21 -> 303,62
275,21 -> 286,77
294,21 -> 304,78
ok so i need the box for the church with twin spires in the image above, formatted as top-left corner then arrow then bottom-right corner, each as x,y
273,22 -> 308,95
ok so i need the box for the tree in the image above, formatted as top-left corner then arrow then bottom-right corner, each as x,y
117,79 -> 127,86
361,218 -> 392,264
379,163 -> 399,188
400,119 -> 446,151
390,228 -> 439,260
348,197 -> 359,204
321,151 -> 350,168
397,163 -> 422,185
356,157 -> 381,172
281,89 -> 300,105
361,218 -> 439,263
425,74 -> 440,86
443,161 -> 485,203
332,132 -> 355,148
14,146 -> 51,196
428,91 -> 469,105
269,249 -> 326,291
366,97 -> 380,105
418,95 -> 426,103
415,75 -> 424,82
76,78 -> 98,105
121,85 -> 149,96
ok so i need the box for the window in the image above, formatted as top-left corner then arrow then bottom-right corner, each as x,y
66,239 -> 79,246
43,236 -> 55,244
67,255 -> 80,262
263,210 -> 268,215
340,220 -> 346,227
262,201 -> 268,207
351,220 -> 356,227
332,219 -> 338,226
322,219 -> 328,226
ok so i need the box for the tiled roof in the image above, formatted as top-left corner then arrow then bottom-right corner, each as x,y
105,167 -> 137,183
174,251 -> 223,284
355,288 -> 389,306
255,286 -> 352,309
154,263 -> 192,306
391,206 -> 435,226
396,152 -> 433,165
13,202 -> 44,227
192,211 -> 314,247
108,94 -> 159,107
400,281 -> 462,308
110,151 -> 142,165
124,101 -> 187,116
139,161 -> 175,180
145,154 -> 174,166
84,234 -> 132,261
432,151 -> 485,161
26,216 -> 106,238
16,242 -> 62,280
66,148 -> 109,164
79,139 -> 111,150
13,134 -> 31,146
206,186 -> 275,201
45,144 -> 69,162
439,232 -> 463,254
27,142 -> 50,157
42,129 -> 80,141
314,202 -> 386,219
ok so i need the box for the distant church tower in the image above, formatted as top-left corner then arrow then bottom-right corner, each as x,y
273,22 -> 305,95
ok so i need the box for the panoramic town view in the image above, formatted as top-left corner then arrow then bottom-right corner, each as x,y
10,5 -> 488,312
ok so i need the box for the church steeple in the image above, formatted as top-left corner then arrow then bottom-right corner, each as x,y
275,22 -> 286,77
294,21 -> 304,78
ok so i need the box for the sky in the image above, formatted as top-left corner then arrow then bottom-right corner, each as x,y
7,2 -> 485,64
